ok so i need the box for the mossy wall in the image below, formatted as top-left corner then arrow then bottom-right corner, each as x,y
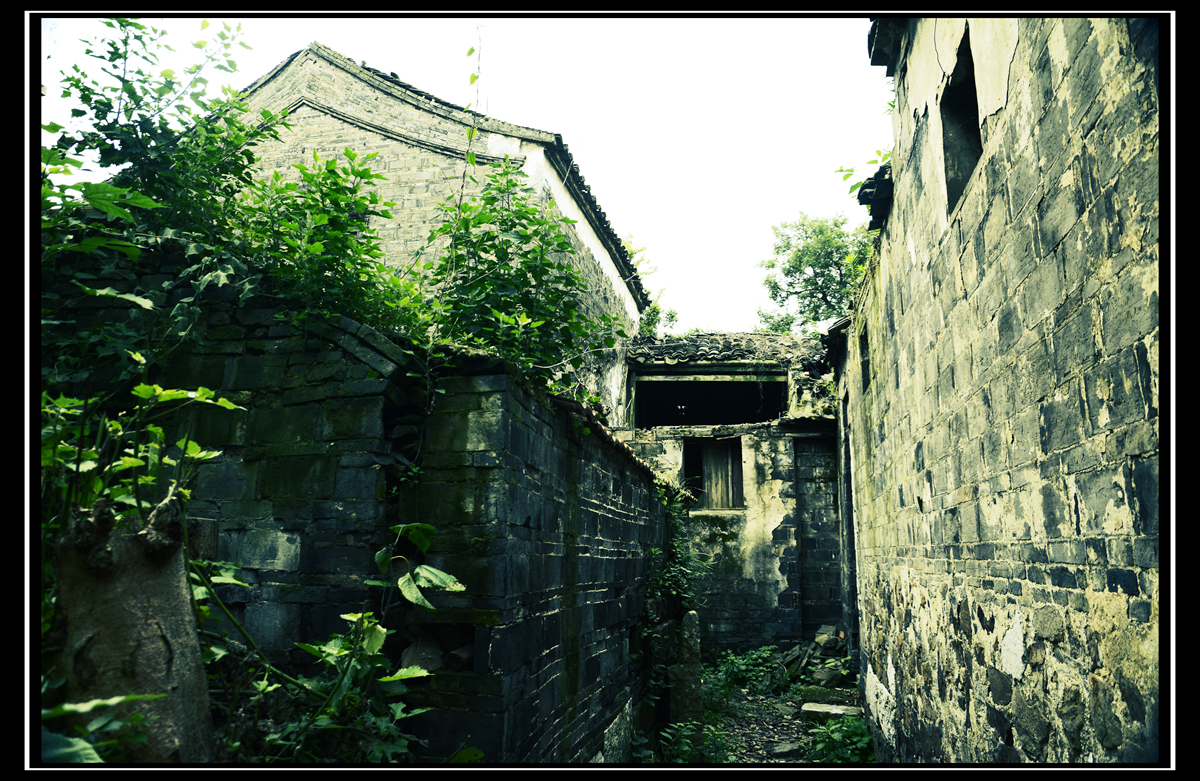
845,18 -> 1159,763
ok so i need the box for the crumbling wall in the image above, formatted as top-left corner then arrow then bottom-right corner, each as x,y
628,422 -> 839,654
159,307 -> 425,663
845,18 -> 1159,763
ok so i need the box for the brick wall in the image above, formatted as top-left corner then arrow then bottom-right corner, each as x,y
71,288 -> 666,763
157,307 -> 423,663
842,18 -> 1159,763
401,369 -> 665,762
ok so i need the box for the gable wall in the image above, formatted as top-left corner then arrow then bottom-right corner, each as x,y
843,18 -> 1159,763
239,46 -> 640,420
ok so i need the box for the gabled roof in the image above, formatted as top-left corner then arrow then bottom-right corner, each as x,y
240,41 -> 650,311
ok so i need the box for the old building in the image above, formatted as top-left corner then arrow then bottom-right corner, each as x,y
239,41 -> 650,419
833,18 -> 1160,762
618,332 -> 847,654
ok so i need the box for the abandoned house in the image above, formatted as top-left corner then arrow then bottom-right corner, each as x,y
618,331 -> 849,655
50,16 -> 1159,764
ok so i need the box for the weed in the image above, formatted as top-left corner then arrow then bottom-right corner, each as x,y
809,716 -> 876,763
634,721 -> 734,764
702,645 -> 781,714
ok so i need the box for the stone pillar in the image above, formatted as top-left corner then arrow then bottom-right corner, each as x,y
669,610 -> 703,724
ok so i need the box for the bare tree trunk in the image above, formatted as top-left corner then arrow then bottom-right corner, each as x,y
48,497 -> 214,763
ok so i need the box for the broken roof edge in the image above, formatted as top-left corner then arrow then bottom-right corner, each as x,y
241,40 -> 650,313
628,330 -> 825,369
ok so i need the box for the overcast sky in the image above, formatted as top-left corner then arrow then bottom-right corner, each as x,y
37,14 -> 896,334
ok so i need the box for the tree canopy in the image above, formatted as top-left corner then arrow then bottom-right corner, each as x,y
756,213 -> 872,334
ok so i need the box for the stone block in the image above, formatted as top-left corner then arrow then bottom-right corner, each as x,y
333,465 -> 384,501
225,354 -> 289,390
242,602 -> 300,652
253,404 -> 320,444
320,396 -> 385,440
261,456 -> 336,499
196,459 -> 259,502
232,528 -> 301,571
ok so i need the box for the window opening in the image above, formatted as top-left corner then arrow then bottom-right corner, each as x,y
940,24 -> 983,215
635,379 -> 786,427
684,438 -> 744,510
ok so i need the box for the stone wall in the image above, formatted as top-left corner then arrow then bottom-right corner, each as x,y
144,301 -> 664,763
841,18 -> 1159,763
400,369 -> 665,762
159,307 -> 425,664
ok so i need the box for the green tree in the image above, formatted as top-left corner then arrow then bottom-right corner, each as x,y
757,213 -> 872,333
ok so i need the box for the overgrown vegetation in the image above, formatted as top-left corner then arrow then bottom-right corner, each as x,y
703,645 -> 782,705
809,716 -> 875,763
643,483 -> 710,624
40,17 -> 620,764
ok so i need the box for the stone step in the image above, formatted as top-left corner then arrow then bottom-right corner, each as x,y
800,703 -> 863,724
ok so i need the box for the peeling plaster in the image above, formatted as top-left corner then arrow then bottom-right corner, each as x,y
1000,607 -> 1024,678
968,18 -> 1019,118
740,438 -> 788,600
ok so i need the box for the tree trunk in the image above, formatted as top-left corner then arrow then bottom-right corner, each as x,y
48,497 -> 214,763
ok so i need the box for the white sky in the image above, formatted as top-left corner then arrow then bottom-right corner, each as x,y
36,14 -> 897,334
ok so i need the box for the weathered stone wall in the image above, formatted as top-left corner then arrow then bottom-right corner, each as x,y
842,18 -> 1159,763
158,307 -> 423,664
121,297 -> 664,763
627,422 -> 840,654
401,369 -> 665,762
793,433 -> 844,641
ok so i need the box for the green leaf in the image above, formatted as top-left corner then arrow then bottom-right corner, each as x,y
397,572 -> 434,611
391,523 -> 436,555
209,575 -> 249,587
113,456 -> 146,471
72,282 -> 154,310
362,622 -> 387,655
378,665 -> 430,683
41,693 -> 166,720
131,383 -> 161,399
41,728 -> 103,763
413,564 -> 465,593
374,547 -> 392,575
450,746 -> 486,763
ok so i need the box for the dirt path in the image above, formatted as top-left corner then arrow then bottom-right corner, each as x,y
716,686 -> 869,765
